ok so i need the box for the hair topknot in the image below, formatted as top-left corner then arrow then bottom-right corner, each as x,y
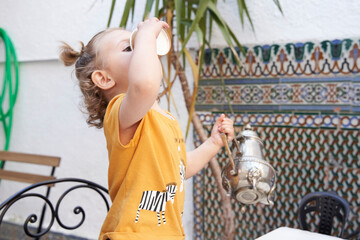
59,41 -> 85,66
58,28 -> 119,128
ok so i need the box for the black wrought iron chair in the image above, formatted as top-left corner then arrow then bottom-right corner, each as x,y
0,178 -> 110,239
298,191 -> 350,238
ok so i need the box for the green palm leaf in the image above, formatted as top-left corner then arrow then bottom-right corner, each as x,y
273,0 -> 283,13
143,0 -> 155,20
120,0 -> 136,28
180,0 -> 210,52
107,0 -> 117,27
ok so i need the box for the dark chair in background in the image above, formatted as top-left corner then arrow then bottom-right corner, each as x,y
0,178 -> 110,239
298,191 -> 350,238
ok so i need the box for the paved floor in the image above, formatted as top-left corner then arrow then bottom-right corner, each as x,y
0,221 -> 91,240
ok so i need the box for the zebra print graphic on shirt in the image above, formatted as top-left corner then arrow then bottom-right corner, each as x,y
135,184 -> 177,226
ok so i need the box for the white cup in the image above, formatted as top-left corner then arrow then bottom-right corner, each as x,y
130,28 -> 171,56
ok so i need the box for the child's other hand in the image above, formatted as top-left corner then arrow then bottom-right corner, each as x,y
210,114 -> 235,148
137,17 -> 169,39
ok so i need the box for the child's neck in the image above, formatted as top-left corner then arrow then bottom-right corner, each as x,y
151,102 -> 175,120
151,101 -> 161,111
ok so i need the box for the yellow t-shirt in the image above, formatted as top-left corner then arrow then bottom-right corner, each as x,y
99,94 -> 187,240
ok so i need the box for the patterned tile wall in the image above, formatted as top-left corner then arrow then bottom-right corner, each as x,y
193,38 -> 360,239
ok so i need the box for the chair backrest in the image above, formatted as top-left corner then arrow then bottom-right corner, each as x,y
0,178 -> 110,238
0,151 -> 61,184
298,191 -> 350,238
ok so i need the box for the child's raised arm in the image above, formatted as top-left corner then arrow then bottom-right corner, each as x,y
119,18 -> 169,139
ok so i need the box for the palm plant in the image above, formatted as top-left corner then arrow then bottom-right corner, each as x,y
107,1 -> 282,239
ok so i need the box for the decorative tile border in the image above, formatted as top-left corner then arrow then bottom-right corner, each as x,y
201,39 -> 360,78
196,77 -> 360,112
198,112 -> 360,130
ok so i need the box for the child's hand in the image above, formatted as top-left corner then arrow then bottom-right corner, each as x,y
136,17 -> 169,39
210,114 -> 235,148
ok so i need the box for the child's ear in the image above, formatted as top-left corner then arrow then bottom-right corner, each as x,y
91,70 -> 115,90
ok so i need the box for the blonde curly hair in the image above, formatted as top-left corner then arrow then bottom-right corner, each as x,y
59,28 -> 119,128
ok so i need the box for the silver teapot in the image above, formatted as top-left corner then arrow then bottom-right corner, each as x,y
221,124 -> 276,205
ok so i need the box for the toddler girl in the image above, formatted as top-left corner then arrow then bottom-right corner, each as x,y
60,17 -> 234,240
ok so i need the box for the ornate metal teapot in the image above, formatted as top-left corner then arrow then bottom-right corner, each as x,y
221,124 -> 276,205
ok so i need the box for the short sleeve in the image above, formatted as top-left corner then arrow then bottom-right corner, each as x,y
103,94 -> 146,149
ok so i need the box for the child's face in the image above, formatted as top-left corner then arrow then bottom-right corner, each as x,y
99,30 -> 132,92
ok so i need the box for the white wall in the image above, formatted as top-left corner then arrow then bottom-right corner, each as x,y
212,0 -> 360,47
0,0 -> 359,239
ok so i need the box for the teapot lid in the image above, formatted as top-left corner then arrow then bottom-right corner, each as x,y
241,124 -> 261,140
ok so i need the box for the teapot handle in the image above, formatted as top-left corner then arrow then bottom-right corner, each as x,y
267,174 -> 277,206
220,133 -> 236,175
232,138 -> 242,156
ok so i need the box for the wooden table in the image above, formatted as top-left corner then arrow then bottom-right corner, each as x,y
256,227 -> 344,240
